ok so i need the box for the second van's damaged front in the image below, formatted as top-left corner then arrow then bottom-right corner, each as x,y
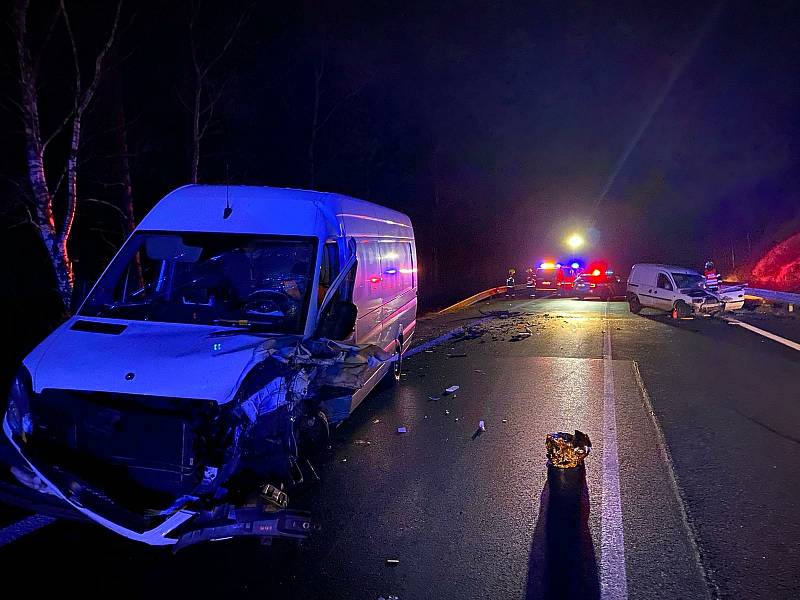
3,335 -> 392,547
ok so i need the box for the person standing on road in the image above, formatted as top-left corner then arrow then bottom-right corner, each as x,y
704,260 -> 720,292
506,268 -> 516,297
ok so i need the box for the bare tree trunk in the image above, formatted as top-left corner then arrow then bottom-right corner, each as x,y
308,58 -> 322,189
56,113 -> 80,296
14,0 -> 69,304
191,79 -> 201,183
185,6 -> 248,184
14,0 -> 122,310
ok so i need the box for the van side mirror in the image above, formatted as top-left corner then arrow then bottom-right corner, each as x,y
317,300 -> 357,340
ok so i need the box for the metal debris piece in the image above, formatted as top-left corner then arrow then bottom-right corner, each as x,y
373,419 -> 381,424
445,409 -> 450,415
443,385 -> 460,395
454,417 -> 459,421
385,558 -> 400,566
397,426 -> 408,434
478,420 -> 486,431
545,430 -> 592,469
501,419 -> 507,423
260,484 -> 289,509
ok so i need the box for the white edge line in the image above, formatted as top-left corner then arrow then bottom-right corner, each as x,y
723,317 -> 800,352
631,361 -> 720,600
601,304 -> 629,600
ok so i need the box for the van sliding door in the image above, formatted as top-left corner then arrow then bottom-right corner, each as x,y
377,241 -> 417,351
353,241 -> 383,346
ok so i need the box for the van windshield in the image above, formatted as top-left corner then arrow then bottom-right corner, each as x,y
671,272 -> 705,290
79,232 -> 317,333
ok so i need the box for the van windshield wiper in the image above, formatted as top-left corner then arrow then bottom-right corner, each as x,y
209,319 -> 281,336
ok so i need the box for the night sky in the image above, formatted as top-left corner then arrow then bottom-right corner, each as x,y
2,0 -> 800,306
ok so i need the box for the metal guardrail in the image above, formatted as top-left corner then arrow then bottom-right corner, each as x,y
437,286 -> 510,314
744,287 -> 800,305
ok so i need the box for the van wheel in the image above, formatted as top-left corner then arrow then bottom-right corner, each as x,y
672,300 -> 691,319
629,295 -> 642,314
599,289 -> 611,302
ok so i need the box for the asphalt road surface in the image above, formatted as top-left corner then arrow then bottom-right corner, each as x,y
1,296 -> 798,599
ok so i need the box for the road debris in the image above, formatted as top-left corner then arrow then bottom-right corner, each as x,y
478,420 -> 486,431
474,369 -> 486,374
501,419 -> 507,423
546,430 -> 592,469
397,426 -> 408,434
445,409 -> 450,415
447,353 -> 468,358
443,385 -> 460,395
352,439 -> 371,446
428,395 -> 440,401
373,419 -> 381,424
385,559 -> 400,566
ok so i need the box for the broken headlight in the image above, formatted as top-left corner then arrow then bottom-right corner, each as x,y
5,365 -> 33,438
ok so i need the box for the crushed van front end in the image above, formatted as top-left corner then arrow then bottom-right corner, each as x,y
3,336 -> 390,547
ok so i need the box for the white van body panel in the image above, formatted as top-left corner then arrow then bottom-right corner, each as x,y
23,318 -> 265,403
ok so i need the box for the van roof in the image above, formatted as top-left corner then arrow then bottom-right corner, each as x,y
632,263 -> 701,275
137,185 -> 413,240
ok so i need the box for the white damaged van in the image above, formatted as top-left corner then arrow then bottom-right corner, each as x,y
627,263 -> 724,317
3,185 -> 417,546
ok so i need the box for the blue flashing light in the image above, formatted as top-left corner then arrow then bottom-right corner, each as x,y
571,262 -> 580,269
385,268 -> 398,275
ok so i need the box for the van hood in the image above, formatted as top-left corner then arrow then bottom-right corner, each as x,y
25,318 -> 276,404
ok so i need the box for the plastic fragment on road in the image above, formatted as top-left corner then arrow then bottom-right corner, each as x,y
545,430 -> 592,469
443,385 -> 460,395
428,395 -> 440,401
445,409 -> 450,415
373,419 -> 381,424
478,420 -> 486,431
501,419 -> 507,423
385,559 -> 400,566
397,426 -> 408,434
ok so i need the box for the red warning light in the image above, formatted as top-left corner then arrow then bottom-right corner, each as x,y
369,276 -> 382,284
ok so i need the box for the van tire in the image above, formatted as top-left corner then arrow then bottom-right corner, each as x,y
629,295 -> 642,314
672,300 -> 691,319
599,289 -> 611,302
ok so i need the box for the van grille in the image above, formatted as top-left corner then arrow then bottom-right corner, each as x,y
25,390 -> 218,505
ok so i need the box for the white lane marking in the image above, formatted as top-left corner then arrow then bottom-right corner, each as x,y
631,362 -> 719,599
723,317 -> 800,352
0,514 -> 56,547
601,304 -> 629,600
